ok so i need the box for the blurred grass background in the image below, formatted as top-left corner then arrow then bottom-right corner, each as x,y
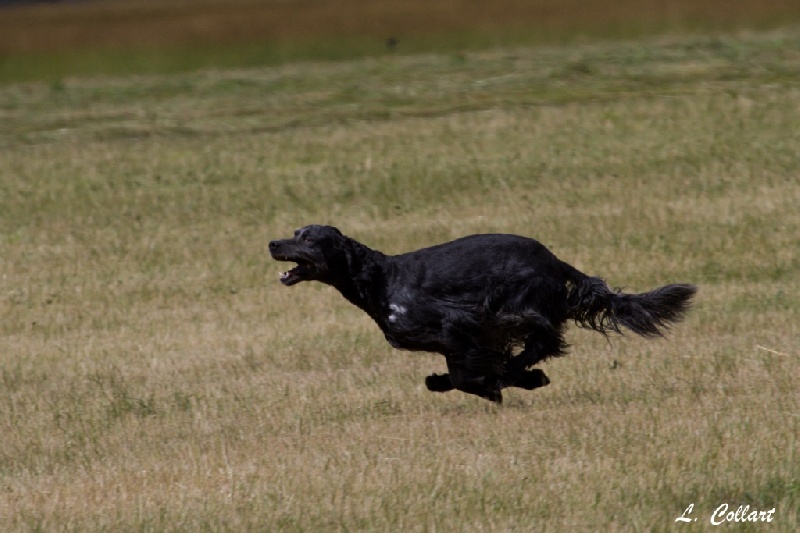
3,0 -> 800,81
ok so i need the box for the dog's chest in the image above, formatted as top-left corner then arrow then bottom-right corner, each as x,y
387,302 -> 408,324
380,294 -> 418,338
381,299 -> 419,350
378,295 -> 452,353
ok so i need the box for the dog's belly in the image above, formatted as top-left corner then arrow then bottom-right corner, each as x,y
382,327 -> 448,353
378,296 -> 474,354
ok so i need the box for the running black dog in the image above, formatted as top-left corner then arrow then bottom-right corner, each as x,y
270,225 -> 696,403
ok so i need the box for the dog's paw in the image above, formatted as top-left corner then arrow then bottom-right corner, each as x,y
425,373 -> 454,392
515,369 -> 551,390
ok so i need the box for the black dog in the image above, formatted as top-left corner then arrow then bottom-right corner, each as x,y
270,225 -> 696,403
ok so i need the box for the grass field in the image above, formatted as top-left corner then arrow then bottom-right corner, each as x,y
1,7 -> 800,532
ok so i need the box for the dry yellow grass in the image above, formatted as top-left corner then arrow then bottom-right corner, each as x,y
1,26 -> 799,531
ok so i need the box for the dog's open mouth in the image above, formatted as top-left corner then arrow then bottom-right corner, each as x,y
278,261 -> 315,286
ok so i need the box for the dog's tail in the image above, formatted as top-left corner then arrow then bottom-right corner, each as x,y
560,262 -> 696,337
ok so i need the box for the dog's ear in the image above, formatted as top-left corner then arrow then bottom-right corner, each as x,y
350,246 -> 383,289
342,238 -> 361,272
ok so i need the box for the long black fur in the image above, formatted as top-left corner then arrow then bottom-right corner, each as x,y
270,225 -> 696,403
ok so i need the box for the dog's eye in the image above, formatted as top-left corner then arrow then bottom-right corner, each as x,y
301,236 -> 311,243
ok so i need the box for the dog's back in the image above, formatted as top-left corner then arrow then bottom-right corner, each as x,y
390,234 -> 566,296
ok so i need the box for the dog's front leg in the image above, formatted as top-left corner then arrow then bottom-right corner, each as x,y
425,373 -> 454,392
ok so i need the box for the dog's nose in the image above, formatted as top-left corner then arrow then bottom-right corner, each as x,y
268,241 -> 278,250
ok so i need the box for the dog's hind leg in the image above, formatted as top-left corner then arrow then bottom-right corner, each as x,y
501,325 -> 567,388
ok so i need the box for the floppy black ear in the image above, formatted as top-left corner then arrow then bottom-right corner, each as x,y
342,238 -> 363,275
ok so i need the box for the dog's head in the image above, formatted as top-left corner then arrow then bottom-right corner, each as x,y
269,225 -> 346,286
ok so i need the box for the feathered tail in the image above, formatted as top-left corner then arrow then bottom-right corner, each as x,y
562,263 -> 696,337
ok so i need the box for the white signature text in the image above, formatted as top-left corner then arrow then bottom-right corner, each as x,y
676,503 -> 776,525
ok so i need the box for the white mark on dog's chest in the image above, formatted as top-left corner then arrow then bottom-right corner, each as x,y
388,303 -> 407,323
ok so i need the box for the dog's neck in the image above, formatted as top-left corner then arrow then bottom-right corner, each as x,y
329,237 -> 388,320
